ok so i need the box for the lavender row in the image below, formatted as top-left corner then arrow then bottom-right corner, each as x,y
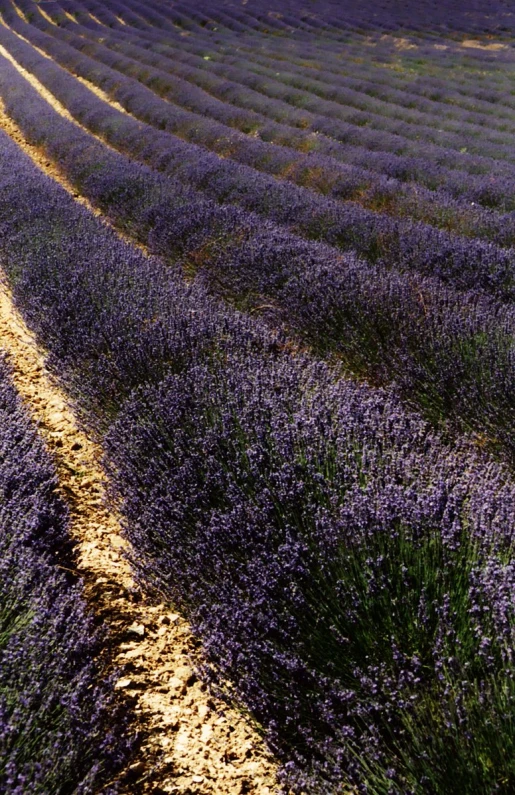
59,0 -> 515,167
0,356 -> 129,793
172,8 -> 515,125
277,0 -> 515,36
171,0 -> 515,43
46,8 -> 515,177
107,340 -> 515,795
46,8 -> 515,246
4,21 -> 515,303
5,48 -> 515,461
39,13 -> 515,213
111,15 -> 515,137
179,19 -> 515,113
14,0 -> 515,214
2,110 -> 515,794
184,51 -> 515,165
12,0 -> 515,215
99,0 -> 515,123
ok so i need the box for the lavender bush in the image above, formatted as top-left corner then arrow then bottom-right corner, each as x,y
106,352 -> 515,794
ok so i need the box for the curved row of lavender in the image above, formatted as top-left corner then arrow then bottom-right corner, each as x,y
10,0 -> 515,231
9,1 -> 515,282
1,75 -> 515,793
140,0 -> 515,41
0,356 -> 129,792
58,23 -> 515,241
41,0 -> 515,172
4,34 -> 515,469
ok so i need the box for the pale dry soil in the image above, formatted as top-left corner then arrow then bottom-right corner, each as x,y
461,38 -> 507,50
0,70 -> 280,795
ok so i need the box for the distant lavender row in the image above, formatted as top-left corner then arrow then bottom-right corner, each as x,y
13,0 -> 515,214
228,61 -> 515,161
3,21 -> 515,303
212,37 -> 515,126
1,114 -> 515,794
76,0 -> 515,43
4,49 -> 515,461
0,356 -> 129,793
43,10 -> 515,244
152,4 -> 515,112
183,21 -> 515,132
67,0 -> 515,234
173,49 -> 515,162
49,0 -> 515,168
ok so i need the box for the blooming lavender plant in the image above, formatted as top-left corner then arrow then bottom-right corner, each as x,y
105,351 -> 515,794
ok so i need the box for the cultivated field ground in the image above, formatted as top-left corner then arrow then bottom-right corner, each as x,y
0,0 -> 515,793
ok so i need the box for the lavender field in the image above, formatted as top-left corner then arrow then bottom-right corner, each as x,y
0,0 -> 515,792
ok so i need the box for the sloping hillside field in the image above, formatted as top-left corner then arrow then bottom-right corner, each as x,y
0,0 -> 515,792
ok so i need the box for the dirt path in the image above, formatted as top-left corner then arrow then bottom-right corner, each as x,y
0,73 -> 279,795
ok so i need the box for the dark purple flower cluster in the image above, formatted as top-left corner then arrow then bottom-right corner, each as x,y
0,356 -> 130,792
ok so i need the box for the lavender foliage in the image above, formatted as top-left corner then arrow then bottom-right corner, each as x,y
106,351 -> 515,794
